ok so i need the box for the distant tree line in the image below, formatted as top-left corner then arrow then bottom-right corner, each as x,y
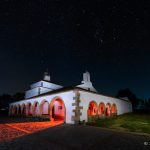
0,92 -> 24,115
116,88 -> 150,112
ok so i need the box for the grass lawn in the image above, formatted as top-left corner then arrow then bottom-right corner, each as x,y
88,113 -> 150,134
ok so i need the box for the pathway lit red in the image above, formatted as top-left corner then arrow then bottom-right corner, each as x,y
0,120 -> 63,144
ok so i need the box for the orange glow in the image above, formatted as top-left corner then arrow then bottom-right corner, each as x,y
111,104 -> 117,114
105,103 -> 111,116
0,120 -> 63,144
28,103 -> 32,116
98,102 -> 105,116
88,101 -> 97,116
50,98 -> 65,121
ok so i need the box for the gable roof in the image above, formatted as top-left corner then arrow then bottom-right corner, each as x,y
25,86 -> 130,103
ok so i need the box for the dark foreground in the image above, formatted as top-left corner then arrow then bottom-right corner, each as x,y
0,123 -> 150,150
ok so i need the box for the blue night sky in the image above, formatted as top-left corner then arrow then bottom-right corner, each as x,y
0,0 -> 150,99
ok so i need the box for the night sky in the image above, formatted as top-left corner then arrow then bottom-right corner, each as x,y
0,0 -> 150,99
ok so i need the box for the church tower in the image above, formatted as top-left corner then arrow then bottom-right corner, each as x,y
82,71 -> 91,84
25,71 -> 63,99
76,71 -> 97,92
43,71 -> 50,81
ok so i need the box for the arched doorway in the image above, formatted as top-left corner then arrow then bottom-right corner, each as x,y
105,103 -> 111,116
22,104 -> 26,115
10,106 -> 14,115
41,101 -> 49,115
50,98 -> 65,122
18,105 -> 21,115
111,103 -> 117,115
14,105 -> 18,115
98,102 -> 105,116
33,102 -> 40,116
88,101 -> 98,116
27,103 -> 32,116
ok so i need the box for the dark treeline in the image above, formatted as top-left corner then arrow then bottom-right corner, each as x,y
0,92 -> 24,115
116,88 -> 150,113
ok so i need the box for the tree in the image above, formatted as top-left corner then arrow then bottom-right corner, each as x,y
148,98 -> 150,107
12,92 -> 25,102
0,92 -> 24,116
116,88 -> 139,109
0,94 -> 12,109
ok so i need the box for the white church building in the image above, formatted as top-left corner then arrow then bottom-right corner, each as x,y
9,72 -> 132,124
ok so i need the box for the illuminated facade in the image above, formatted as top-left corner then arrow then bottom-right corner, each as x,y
9,72 -> 132,124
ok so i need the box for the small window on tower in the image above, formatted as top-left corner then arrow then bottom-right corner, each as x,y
88,88 -> 90,91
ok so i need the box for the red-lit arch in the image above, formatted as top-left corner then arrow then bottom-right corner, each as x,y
88,101 -> 98,116
40,100 -> 49,115
10,105 -> 14,115
18,104 -> 21,115
50,97 -> 66,122
98,102 -> 105,116
27,102 -> 32,116
22,103 -> 26,115
13,105 -> 18,115
105,103 -> 111,116
111,103 -> 117,115
33,101 -> 40,115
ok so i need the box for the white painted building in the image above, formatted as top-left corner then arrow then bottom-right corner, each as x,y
9,71 -> 132,124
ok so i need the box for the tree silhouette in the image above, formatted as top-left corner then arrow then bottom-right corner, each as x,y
12,92 -> 25,102
0,94 -> 12,109
0,92 -> 24,109
116,88 -> 139,109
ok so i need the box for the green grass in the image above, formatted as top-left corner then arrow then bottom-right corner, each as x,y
90,113 -> 150,134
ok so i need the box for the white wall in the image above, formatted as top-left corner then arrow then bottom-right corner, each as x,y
42,102 -> 49,114
25,88 -> 40,99
25,81 -> 63,99
40,87 -> 52,94
9,89 -> 132,124
10,90 -> 75,124
79,91 -> 132,122
30,81 -> 63,90
42,81 -> 63,90
30,81 -> 42,89
25,87 -> 53,99
76,83 -> 97,92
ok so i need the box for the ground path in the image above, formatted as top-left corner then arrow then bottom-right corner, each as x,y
0,117 -> 63,144
0,123 -> 150,150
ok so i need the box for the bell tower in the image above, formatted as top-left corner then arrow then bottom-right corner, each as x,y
82,71 -> 91,84
43,71 -> 50,81
76,71 -> 97,92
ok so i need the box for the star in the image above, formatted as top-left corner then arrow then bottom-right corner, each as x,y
113,37 -> 116,40
76,23 -> 80,26
82,9 -> 86,14
47,20 -> 50,24
100,39 -> 103,43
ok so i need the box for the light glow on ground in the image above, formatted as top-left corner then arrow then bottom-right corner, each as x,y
0,119 -> 63,143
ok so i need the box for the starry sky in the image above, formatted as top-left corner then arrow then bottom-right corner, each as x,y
0,0 -> 150,99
